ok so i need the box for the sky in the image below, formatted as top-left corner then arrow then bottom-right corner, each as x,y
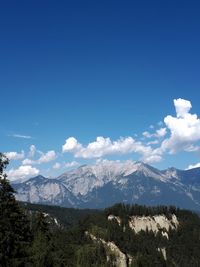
1,1 -> 200,181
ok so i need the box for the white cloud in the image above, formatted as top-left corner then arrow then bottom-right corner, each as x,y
53,162 -> 61,169
28,145 -> 36,158
156,128 -> 167,138
174,98 -> 192,118
7,98 -> 199,172
10,134 -> 32,139
161,98 -> 200,154
37,150 -> 56,164
62,137 -> 82,153
62,136 -> 162,163
53,161 -> 80,170
142,131 -> 152,138
7,165 -> 39,182
65,161 -> 80,168
5,151 -> 25,160
186,162 -> 200,170
147,140 -> 159,145
22,150 -> 56,165
22,158 -> 34,165
143,128 -> 167,139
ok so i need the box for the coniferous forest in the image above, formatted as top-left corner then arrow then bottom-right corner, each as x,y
1,153 -> 200,267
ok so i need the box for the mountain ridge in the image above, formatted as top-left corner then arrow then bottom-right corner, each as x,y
12,160 -> 200,210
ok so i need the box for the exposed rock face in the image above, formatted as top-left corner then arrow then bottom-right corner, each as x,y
88,233 -> 133,267
108,214 -> 121,225
128,214 -> 179,235
108,214 -> 179,240
107,214 -> 179,262
12,161 -> 200,210
158,248 -> 167,261
14,175 -> 77,207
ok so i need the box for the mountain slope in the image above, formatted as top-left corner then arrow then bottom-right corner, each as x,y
18,202 -> 200,266
14,175 -> 78,207
13,161 -> 200,210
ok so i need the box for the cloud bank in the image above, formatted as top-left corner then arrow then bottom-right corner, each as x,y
22,149 -> 56,165
7,165 -> 39,182
6,98 -> 200,181
5,151 -> 25,160
62,98 -> 200,166
62,136 -> 162,163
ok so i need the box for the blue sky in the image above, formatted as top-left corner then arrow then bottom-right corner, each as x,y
1,1 -> 200,181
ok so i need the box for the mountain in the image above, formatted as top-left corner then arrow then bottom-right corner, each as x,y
13,175 -> 78,207
13,161 -> 200,210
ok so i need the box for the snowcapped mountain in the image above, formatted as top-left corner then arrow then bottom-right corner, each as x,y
12,161 -> 200,210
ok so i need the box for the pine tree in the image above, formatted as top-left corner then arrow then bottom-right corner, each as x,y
0,153 -> 31,267
30,212 -> 54,267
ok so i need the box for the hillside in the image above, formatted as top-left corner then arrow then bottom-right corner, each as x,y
21,202 -> 200,267
20,201 -> 101,228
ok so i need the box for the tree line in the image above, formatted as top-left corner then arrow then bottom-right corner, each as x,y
1,153 -> 200,267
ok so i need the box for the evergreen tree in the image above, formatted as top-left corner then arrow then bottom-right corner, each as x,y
30,212 -> 54,267
0,153 -> 31,267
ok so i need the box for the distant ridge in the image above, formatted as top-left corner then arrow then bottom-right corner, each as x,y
13,161 -> 200,210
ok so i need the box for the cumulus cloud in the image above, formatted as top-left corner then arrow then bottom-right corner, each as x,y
53,162 -> 61,169
62,137 -> 82,153
147,140 -> 159,145
62,136 -> 162,163
5,151 -> 25,160
142,131 -> 152,138
143,128 -> 167,139
37,150 -> 56,164
65,161 -> 80,168
186,162 -> 200,170
6,98 -> 200,178
53,161 -> 80,170
7,165 -> 39,182
28,145 -> 36,158
156,128 -> 167,138
174,98 -> 192,118
161,98 -> 200,154
22,150 -> 56,165
22,158 -> 34,165
61,98 -> 200,164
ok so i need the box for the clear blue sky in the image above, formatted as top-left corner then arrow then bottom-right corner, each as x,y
1,1 -> 200,180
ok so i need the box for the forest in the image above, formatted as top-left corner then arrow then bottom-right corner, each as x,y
1,153 -> 200,267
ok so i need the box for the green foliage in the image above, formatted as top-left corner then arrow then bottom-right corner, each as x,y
0,153 -> 32,267
1,152 -> 200,266
29,212 -> 55,267
20,201 -> 101,228
76,243 -> 107,267
105,203 -> 177,219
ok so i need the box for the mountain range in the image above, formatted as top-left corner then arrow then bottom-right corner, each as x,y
12,161 -> 200,211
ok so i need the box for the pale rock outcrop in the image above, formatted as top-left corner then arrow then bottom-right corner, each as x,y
158,247 -> 167,260
87,232 -> 133,267
128,214 -> 179,236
